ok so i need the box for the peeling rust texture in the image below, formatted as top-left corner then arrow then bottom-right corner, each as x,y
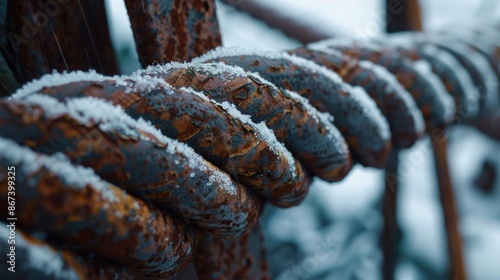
0,99 -> 261,236
324,43 -> 453,130
194,222 -> 271,280
389,44 -> 478,121
2,0 -> 118,86
125,0 -> 222,65
0,140 -> 195,278
0,225 -> 133,280
289,48 -> 424,149
205,54 -> 392,167
158,66 -> 354,182
20,80 -> 307,209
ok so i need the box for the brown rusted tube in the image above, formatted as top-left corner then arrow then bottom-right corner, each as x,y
124,0 -> 222,65
194,222 -> 271,280
310,41 -> 456,130
12,73 -> 307,208
0,137 -> 195,277
383,41 -> 480,122
195,50 -> 392,168
431,132 -> 468,280
0,97 -> 261,236
146,63 -> 353,182
0,225 -> 133,280
289,47 -> 424,149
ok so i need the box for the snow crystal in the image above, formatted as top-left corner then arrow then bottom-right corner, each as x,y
10,69 -> 172,99
308,37 -> 383,53
193,46 -> 337,83
10,70 -> 109,99
194,46 -> 348,99
359,60 -> 425,134
0,137 -> 116,202
141,61 -> 247,79
349,86 -> 392,141
164,140 -> 237,195
180,86 -> 297,179
192,46 -> 283,62
412,60 -> 456,123
18,95 -> 237,193
0,226 -> 79,280
421,44 -> 479,118
283,53 -> 342,82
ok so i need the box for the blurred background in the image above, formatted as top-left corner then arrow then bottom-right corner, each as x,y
104,0 -> 500,279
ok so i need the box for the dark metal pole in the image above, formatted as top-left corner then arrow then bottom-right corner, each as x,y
431,132 -> 468,280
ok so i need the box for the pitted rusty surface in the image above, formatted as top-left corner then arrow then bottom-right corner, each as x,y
322,43 -> 453,129
0,225 -> 133,280
125,0 -> 222,64
0,141 -> 195,277
158,67 -> 353,182
26,80 -> 308,208
0,100 -> 262,236
2,0 -> 118,86
289,48 -> 424,148
202,55 -> 392,167
194,222 -> 271,280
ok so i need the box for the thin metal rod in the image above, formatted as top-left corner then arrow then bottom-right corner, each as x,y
381,149 -> 400,280
431,133 -> 468,280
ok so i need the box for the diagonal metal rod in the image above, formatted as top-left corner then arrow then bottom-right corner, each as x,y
431,131 -> 468,280
381,149 -> 401,280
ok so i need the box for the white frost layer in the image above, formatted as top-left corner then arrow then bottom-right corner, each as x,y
10,69 -> 172,99
0,137 -> 116,202
308,37 -> 383,53
359,60 -> 425,134
193,46 -> 344,85
179,86 -> 297,179
18,95 -> 238,195
426,38 -> 500,112
283,89 -> 349,152
412,60 -> 456,123
137,61 -> 278,86
0,225 -> 79,280
421,45 -> 479,118
349,86 -> 392,141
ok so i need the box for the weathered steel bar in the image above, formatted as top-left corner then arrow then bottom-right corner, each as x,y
194,222 -> 271,279
124,0 -> 222,65
194,48 -> 393,168
288,47 -> 425,148
11,72 -> 307,208
431,132 -> 468,280
0,224 -> 133,280
0,97 -> 261,236
145,62 -> 354,182
309,40 -> 456,130
0,137 -> 196,277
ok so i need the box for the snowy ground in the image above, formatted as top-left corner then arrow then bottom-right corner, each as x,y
104,0 -> 500,278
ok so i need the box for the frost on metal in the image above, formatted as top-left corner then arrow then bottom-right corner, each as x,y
412,60 -> 456,123
0,137 -> 116,202
358,60 -> 425,136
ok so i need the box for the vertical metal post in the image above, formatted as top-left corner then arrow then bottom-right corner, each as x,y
431,132 -> 468,280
